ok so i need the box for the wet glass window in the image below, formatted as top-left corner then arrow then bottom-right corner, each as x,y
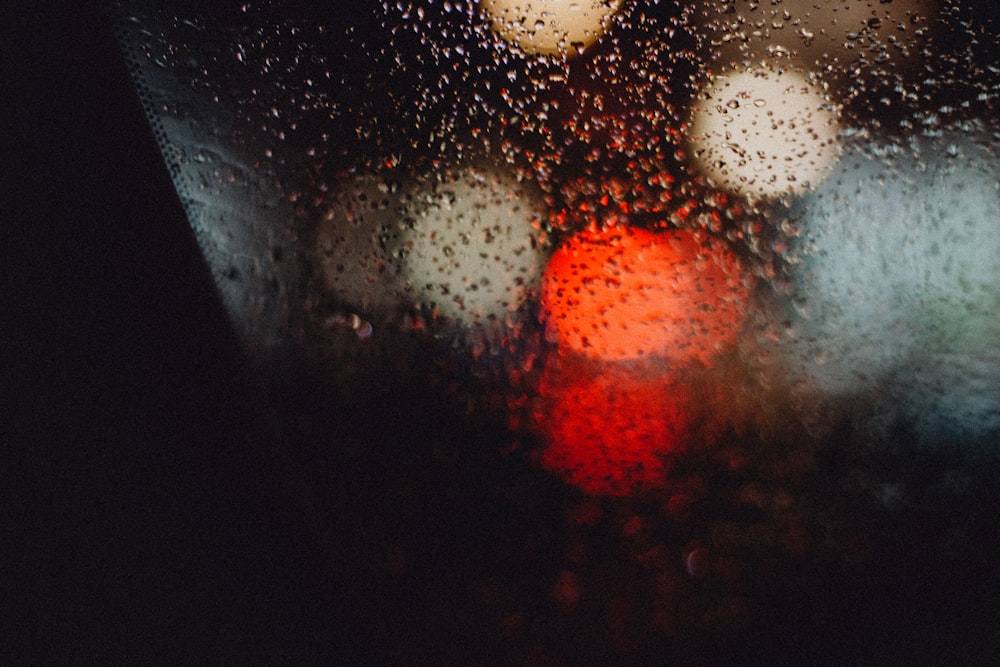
108,0 -> 999,661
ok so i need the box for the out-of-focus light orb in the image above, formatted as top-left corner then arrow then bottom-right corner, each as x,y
400,162 -> 549,326
690,0 -> 938,72
781,136 -> 1000,442
480,0 -> 623,57
540,225 -> 751,363
315,174 -> 409,321
688,67 -> 841,199
534,359 -> 693,496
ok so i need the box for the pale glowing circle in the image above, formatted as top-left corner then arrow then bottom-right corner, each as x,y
315,174 -> 409,320
480,0 -> 623,57
688,67 -> 841,198
399,162 -> 549,325
781,136 -> 1000,442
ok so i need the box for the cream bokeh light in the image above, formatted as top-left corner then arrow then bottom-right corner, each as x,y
400,162 -> 550,326
480,0 -> 623,56
688,67 -> 840,198
316,174 -> 409,320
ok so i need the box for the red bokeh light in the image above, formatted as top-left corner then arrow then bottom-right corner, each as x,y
539,225 -> 751,363
531,224 -> 754,496
533,357 -> 695,496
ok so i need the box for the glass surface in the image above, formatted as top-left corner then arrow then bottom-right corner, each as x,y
109,1 -> 999,661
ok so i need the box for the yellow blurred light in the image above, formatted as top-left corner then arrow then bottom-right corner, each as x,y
688,67 -> 841,198
480,0 -> 623,57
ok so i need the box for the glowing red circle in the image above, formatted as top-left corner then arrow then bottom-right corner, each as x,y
540,226 -> 751,363
535,360 -> 693,496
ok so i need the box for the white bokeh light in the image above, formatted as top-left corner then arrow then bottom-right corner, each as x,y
399,162 -> 550,326
315,174 -> 410,321
688,67 -> 841,199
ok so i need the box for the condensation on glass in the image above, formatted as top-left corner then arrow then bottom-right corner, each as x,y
109,1 -> 999,661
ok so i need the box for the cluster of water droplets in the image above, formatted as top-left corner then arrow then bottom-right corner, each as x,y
108,1 -> 1000,661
